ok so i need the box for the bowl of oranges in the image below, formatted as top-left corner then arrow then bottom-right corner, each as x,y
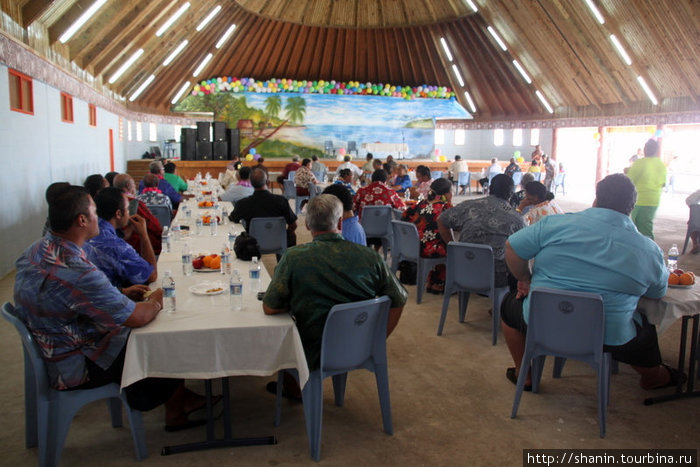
198,200 -> 214,208
668,269 -> 696,288
192,254 -> 221,272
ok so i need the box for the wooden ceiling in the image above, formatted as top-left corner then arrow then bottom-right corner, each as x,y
1,0 -> 698,120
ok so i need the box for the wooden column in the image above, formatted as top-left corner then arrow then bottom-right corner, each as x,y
551,127 -> 558,162
595,126 -> 606,183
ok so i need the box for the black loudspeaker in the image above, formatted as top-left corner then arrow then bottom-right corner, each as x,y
213,121 -> 226,141
196,141 -> 212,160
197,121 -> 211,142
213,141 -> 228,160
226,128 -> 240,160
181,128 -> 197,161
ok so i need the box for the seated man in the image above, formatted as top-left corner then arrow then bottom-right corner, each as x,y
163,162 -> 188,193
231,168 -> 298,247
333,168 -> 356,196
501,174 -> 680,390
353,169 -> 406,219
276,155 -> 301,185
84,174 -> 109,199
138,160 -> 182,209
137,173 -> 173,214
14,185 -> 206,430
220,166 -> 254,207
360,153 -> 374,184
478,157 -> 503,193
311,155 -> 327,180
448,155 -> 469,182
263,194 -> 407,395
113,173 -> 162,255
86,187 -> 157,288
438,174 -> 524,288
323,183 -> 366,245
335,155 -> 362,181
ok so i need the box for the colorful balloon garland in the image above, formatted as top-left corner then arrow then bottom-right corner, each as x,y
190,77 -> 456,100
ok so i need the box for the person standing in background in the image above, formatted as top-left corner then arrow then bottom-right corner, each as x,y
627,138 -> 666,239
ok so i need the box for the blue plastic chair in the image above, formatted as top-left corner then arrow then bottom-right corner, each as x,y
312,171 -> 326,183
273,296 -> 393,461
457,172 -> 471,195
282,179 -> 309,215
511,172 -> 523,187
360,205 -> 393,260
436,242 -> 508,345
430,171 -> 443,180
552,173 -> 566,195
390,220 -> 446,304
510,287 -> 611,438
287,170 -> 297,181
249,217 -> 287,257
1,302 -> 147,467
146,204 -> 171,229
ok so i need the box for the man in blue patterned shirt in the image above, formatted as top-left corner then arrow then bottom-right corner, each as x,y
14,185 -> 209,429
87,187 -> 157,288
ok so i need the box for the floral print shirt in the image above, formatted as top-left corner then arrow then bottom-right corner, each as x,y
294,166 -> 318,190
523,199 -> 564,226
353,182 -> 406,219
401,200 -> 453,258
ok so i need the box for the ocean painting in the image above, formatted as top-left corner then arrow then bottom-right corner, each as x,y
174,92 -> 470,159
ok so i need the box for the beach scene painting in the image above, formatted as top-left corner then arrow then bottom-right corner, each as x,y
173,92 -> 470,159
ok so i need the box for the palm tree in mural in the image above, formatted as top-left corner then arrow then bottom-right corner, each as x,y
284,96 -> 307,125
264,95 -> 282,120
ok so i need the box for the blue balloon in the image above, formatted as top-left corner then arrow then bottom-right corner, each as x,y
249,148 -> 256,155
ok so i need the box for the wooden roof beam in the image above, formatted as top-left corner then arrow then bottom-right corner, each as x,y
22,0 -> 60,28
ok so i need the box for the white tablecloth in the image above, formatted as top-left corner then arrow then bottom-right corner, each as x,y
361,142 -> 408,154
121,197 -> 309,388
638,282 -> 700,334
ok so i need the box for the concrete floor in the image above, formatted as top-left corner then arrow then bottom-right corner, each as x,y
0,188 -> 698,466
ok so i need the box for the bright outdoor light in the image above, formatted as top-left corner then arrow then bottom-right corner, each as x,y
609,34 -> 632,65
584,0 -> 605,24
451,64 -> 465,87
487,26 -> 508,51
193,53 -> 213,77
59,0 -> 107,43
535,90 -> 554,114
171,81 -> 192,104
465,0 -> 478,13
163,40 -> 189,66
637,76 -> 658,105
512,60 -> 532,84
464,91 -> 477,113
216,24 -> 237,49
196,5 -> 221,31
440,37 -> 453,62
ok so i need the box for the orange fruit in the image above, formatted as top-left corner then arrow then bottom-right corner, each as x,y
668,273 -> 680,285
680,273 -> 695,286
209,256 -> 221,269
203,255 -> 212,268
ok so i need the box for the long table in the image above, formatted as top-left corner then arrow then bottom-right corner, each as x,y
638,283 -> 700,405
121,193 -> 309,454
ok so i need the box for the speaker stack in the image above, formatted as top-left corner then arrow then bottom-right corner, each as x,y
180,128 -> 197,161
227,128 -> 240,160
182,122 -> 241,161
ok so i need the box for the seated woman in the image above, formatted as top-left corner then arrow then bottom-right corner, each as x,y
685,189 -> 700,253
518,181 -> 564,225
391,164 -> 412,195
333,168 -> 356,196
137,173 -> 173,214
294,158 -> 319,198
401,178 -> 453,294
509,172 -> 535,210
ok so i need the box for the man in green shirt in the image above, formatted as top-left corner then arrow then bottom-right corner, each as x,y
163,162 -> 188,193
263,194 -> 407,380
626,138 -> 666,239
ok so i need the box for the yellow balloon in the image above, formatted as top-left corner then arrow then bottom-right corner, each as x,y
245,154 -> 254,161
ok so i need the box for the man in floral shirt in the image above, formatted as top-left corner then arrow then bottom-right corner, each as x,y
353,169 -> 406,219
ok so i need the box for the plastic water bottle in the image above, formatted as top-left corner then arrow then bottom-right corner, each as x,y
404,188 -> 411,202
162,271 -> 176,313
228,230 -> 237,251
221,243 -> 232,275
181,243 -> 192,276
221,205 -> 228,225
161,226 -> 170,253
184,205 -> 192,219
195,217 -> 203,235
170,223 -> 180,242
210,216 -> 218,236
230,270 -> 243,310
667,243 -> 679,271
249,256 -> 261,293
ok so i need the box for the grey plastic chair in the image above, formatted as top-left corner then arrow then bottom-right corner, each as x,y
511,172 -> 523,187
682,204 -> 700,254
1,302 -> 147,467
510,287 -> 611,438
249,216 -> 287,257
456,172 -> 471,195
283,179 -> 310,215
390,220 -> 447,304
430,171 -> 443,180
360,205 -> 393,260
273,296 -> 393,461
552,173 -> 566,195
436,242 -> 508,345
146,204 -> 171,229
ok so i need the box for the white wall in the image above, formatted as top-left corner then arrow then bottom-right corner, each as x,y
0,64 -> 180,276
436,128 -> 553,161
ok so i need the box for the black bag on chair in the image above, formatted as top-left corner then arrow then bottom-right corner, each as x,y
398,261 -> 417,285
234,232 -> 261,261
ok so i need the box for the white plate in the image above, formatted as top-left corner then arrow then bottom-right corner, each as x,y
668,283 -> 694,289
193,267 -> 220,273
189,282 -> 225,296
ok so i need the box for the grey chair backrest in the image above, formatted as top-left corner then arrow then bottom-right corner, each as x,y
391,220 -> 420,266
512,172 -> 523,186
249,217 -> 287,255
147,204 -> 171,229
457,171 -> 470,186
282,179 -> 296,199
360,205 -> 393,238
431,171 -> 443,180
287,170 -> 297,181
446,241 -> 494,294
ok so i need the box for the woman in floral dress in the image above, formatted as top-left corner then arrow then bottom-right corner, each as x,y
401,178 -> 453,294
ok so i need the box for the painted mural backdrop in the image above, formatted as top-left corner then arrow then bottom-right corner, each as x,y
173,92 -> 470,159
